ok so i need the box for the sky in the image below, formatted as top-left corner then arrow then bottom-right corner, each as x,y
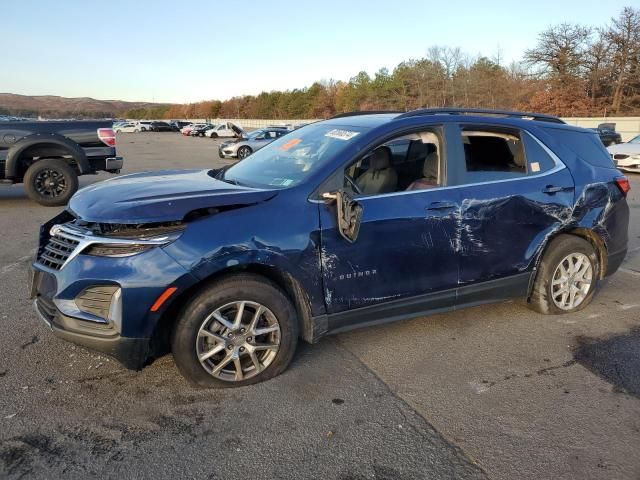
1,0 -> 633,104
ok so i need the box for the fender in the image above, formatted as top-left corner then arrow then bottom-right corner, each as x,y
5,133 -> 90,179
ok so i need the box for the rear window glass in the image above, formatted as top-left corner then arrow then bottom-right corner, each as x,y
544,128 -> 615,168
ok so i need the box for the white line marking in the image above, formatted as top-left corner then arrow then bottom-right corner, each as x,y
0,251 -> 36,276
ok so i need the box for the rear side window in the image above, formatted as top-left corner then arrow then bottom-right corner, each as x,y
461,127 -> 527,183
544,128 -> 615,168
521,133 -> 556,173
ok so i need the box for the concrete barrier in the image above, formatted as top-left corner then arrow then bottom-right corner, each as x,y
562,117 -> 640,142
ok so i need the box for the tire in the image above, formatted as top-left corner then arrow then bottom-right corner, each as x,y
141,127 -> 146,132
134,129 -> 139,133
529,234 -> 599,314
237,146 -> 253,159
210,132 -> 218,138
171,273 -> 299,388
24,158 -> 79,206
115,129 -> 122,133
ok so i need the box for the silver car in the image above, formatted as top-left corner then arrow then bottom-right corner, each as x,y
218,128 -> 289,159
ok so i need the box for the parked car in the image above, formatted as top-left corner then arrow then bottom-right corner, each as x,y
0,120 -> 123,205
219,127 -> 289,159
191,124 -> 216,137
590,123 -> 622,146
114,122 -> 140,133
150,121 -> 178,132
205,122 -> 243,138
170,120 -> 191,130
30,108 -> 629,388
135,121 -> 153,132
182,123 -> 206,136
608,134 -> 640,173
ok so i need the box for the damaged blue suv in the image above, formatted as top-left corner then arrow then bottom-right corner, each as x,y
30,109 -> 630,387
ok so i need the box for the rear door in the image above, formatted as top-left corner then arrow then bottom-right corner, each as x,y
449,123 -> 575,295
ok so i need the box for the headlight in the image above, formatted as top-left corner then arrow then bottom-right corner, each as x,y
81,229 -> 184,258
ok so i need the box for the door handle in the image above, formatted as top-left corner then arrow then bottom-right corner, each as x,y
542,185 -> 573,194
426,201 -> 456,211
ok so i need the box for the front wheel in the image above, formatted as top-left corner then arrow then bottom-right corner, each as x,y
23,158 -> 79,206
171,274 -> 299,388
529,235 -> 599,314
210,132 -> 218,138
237,146 -> 252,159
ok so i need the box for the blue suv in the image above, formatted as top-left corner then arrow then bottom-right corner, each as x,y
30,109 -> 630,387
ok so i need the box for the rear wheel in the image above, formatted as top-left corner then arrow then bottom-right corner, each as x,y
171,274 -> 298,388
529,235 -> 599,314
237,146 -> 252,159
24,158 -> 79,206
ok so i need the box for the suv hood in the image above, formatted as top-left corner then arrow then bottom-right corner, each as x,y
68,169 -> 277,223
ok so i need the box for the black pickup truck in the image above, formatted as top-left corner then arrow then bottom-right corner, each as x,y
0,121 -> 123,206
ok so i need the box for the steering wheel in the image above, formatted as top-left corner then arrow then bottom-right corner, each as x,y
345,175 -> 362,195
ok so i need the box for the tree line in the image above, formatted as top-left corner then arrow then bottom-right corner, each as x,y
125,7 -> 640,120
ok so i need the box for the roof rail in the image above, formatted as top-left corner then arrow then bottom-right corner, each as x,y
395,108 -> 565,124
331,110 -> 403,119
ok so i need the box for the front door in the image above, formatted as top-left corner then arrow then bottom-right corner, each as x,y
317,126 -> 460,328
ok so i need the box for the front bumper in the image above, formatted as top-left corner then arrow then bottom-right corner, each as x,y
33,294 -> 150,370
218,144 -> 238,158
29,227 -> 196,369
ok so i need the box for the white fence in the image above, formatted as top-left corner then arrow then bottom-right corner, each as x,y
183,116 -> 640,140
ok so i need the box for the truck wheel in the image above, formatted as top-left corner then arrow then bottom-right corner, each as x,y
529,235 -> 599,314
24,158 -> 79,206
171,273 -> 299,388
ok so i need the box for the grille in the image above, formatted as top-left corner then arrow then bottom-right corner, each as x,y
38,231 -> 80,270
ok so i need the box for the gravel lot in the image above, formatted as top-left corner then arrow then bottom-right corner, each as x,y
1,132 -> 639,479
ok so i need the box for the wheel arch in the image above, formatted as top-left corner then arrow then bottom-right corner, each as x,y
150,263 -> 316,359
6,134 -> 90,179
528,227 -> 608,298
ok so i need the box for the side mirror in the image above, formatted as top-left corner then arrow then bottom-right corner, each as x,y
322,190 -> 363,243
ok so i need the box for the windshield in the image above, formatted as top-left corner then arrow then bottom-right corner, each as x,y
222,123 -> 368,189
245,129 -> 267,139
629,135 -> 640,144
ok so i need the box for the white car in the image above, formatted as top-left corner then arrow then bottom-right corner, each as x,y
205,122 -> 244,138
134,121 -> 153,132
608,134 -> 640,173
114,122 -> 141,133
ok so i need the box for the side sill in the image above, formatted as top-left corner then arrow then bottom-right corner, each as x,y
310,271 -> 532,339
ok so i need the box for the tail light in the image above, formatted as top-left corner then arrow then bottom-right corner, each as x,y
97,128 -> 116,147
615,176 -> 630,196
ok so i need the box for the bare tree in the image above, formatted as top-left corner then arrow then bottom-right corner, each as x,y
524,23 -> 592,84
606,7 -> 640,113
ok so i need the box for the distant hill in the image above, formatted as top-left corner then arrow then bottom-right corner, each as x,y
0,93 -> 171,119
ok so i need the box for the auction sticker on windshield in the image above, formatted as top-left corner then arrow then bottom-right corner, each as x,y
325,129 -> 360,141
280,138 -> 302,151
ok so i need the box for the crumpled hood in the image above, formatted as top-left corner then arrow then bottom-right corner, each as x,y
68,169 -> 277,223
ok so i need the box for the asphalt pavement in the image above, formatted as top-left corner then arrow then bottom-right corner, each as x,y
0,132 -> 638,479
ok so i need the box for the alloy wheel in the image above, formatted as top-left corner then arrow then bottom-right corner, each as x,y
238,147 -> 251,159
551,253 -> 593,310
34,168 -> 67,198
196,301 -> 281,382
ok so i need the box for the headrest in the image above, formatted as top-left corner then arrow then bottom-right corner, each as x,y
370,147 -> 391,170
423,151 -> 439,179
